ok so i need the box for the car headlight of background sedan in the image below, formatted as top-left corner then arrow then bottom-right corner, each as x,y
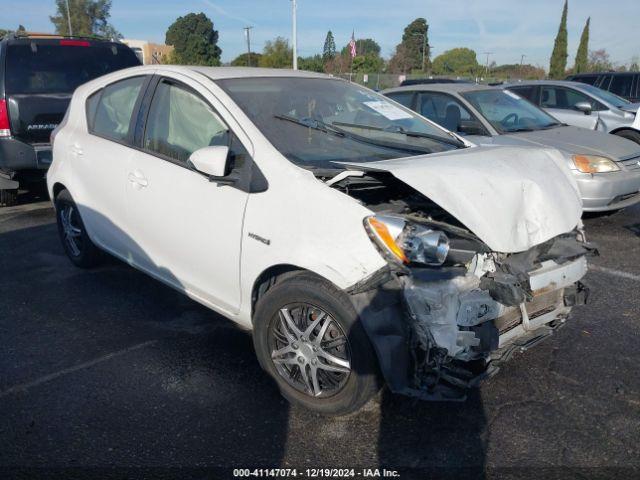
364,215 -> 449,266
572,154 -> 620,173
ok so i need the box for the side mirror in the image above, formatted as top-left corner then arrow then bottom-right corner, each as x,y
458,120 -> 487,136
188,146 -> 234,183
574,101 -> 592,115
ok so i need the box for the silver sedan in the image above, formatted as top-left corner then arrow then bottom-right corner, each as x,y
505,80 -> 640,145
384,83 -> 640,212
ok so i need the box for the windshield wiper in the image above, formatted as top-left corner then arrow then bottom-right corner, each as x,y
274,114 -> 436,154
505,127 -> 536,133
539,122 -> 564,129
274,114 -> 345,137
332,121 -> 465,148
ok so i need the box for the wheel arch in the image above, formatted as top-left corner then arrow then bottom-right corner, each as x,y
250,264 -> 338,324
610,127 -> 640,136
51,182 -> 68,201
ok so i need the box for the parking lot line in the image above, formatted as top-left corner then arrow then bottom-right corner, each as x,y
0,340 -> 157,399
589,265 -> 640,282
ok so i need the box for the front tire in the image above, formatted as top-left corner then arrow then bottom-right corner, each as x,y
614,129 -> 640,145
55,189 -> 102,268
253,272 -> 381,415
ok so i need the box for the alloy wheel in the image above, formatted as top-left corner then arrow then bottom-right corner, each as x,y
269,304 -> 351,398
59,204 -> 83,257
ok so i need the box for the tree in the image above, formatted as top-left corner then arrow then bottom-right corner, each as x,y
630,56 -> 640,72
259,37 -> 292,68
50,0 -> 120,38
549,0 -> 569,79
574,17 -> 590,74
588,49 -> 613,72
230,52 -> 262,67
322,31 -> 336,62
491,63 -> 546,80
351,55 -> 384,74
298,55 -> 324,73
340,38 -> 381,57
389,18 -> 430,73
432,48 -> 480,76
0,25 -> 26,39
165,13 -> 222,66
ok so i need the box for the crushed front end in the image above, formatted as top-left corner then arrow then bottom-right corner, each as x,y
335,170 -> 596,401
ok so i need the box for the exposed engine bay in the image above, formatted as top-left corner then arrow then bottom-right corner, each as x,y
324,169 -> 596,400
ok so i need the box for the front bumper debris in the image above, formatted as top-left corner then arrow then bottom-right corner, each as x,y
352,234 -> 594,402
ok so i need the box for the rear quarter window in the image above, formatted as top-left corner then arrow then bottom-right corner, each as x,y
5,42 -> 141,95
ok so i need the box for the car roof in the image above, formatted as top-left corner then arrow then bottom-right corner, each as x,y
185,66 -> 330,81
384,82 -> 495,94
505,80 -> 586,88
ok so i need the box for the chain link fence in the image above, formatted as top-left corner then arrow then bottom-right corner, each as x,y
333,72 -> 523,90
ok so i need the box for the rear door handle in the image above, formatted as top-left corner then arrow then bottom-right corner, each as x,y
128,171 -> 148,188
70,144 -> 83,156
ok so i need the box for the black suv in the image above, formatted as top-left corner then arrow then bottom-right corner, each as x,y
566,72 -> 640,103
0,34 -> 141,206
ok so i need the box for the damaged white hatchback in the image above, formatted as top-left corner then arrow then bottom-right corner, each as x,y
47,66 -> 595,415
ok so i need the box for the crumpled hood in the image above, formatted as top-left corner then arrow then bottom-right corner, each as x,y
486,125 -> 640,160
342,145 -> 583,253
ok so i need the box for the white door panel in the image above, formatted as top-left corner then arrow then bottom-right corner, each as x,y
74,134 -> 135,256
126,155 -> 248,312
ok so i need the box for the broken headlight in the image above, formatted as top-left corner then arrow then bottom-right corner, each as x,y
364,215 -> 449,266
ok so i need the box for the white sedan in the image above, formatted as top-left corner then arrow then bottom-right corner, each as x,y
47,66 -> 593,414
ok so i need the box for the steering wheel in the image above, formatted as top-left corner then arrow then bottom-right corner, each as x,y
501,112 -> 519,127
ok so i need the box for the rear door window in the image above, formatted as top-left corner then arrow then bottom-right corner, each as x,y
386,92 -> 415,109
90,76 -> 146,142
5,41 -> 140,95
572,75 -> 599,86
609,74 -> 635,98
507,86 -> 538,103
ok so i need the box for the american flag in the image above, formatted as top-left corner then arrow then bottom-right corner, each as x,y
349,31 -> 357,58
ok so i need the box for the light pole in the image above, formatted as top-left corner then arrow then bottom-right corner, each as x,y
519,54 -> 526,77
412,32 -> 429,73
483,51 -> 493,77
291,0 -> 298,70
243,26 -> 253,67
64,0 -> 73,36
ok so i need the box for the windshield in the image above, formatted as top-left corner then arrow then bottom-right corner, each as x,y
462,89 -> 561,133
576,83 -> 630,108
215,77 -> 462,169
5,41 -> 141,95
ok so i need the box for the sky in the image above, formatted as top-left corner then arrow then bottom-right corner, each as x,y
4,0 -> 639,69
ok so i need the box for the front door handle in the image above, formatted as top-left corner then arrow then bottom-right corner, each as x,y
128,171 -> 148,188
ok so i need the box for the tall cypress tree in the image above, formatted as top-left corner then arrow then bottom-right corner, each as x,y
549,0 -> 569,79
574,17 -> 590,74
322,31 -> 336,62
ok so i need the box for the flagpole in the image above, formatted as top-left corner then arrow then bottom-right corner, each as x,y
349,30 -> 355,82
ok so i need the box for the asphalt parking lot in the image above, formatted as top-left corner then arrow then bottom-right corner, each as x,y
1,194 -> 639,479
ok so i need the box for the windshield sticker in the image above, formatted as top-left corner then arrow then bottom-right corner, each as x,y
363,101 -> 413,120
504,90 -> 523,100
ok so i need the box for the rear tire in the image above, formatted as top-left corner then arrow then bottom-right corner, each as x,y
253,272 -> 381,416
55,189 -> 102,268
614,129 -> 640,145
0,189 -> 18,207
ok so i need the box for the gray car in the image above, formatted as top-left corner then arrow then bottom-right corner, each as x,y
505,80 -> 640,145
384,83 -> 640,212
